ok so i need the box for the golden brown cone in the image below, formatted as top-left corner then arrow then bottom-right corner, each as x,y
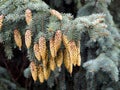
63,34 -> 77,66
30,61 -> 37,81
38,65 -> 44,83
49,37 -> 55,58
62,34 -> 69,50
25,9 -> 32,25
39,37 -> 46,61
54,30 -> 62,57
56,50 -> 63,67
68,60 -> 73,74
25,30 -> 32,49
76,41 -> 81,66
33,43 -> 41,61
68,41 -> 77,66
43,66 -> 51,80
63,49 -> 73,74
63,49 -> 70,69
50,9 -> 62,20
0,15 -> 4,30
14,29 -> 22,50
42,49 -> 48,67
49,56 -> 56,71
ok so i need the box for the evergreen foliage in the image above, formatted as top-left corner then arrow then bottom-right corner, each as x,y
0,0 -> 120,90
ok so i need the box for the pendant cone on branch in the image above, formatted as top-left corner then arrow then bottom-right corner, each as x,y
43,66 -> 51,80
68,59 -> 73,74
50,37 -> 55,58
33,43 -> 41,61
63,49 -> 73,74
39,36 -> 47,61
38,65 -> 44,83
68,40 -> 78,66
63,49 -> 70,70
25,30 -> 32,49
30,61 -> 38,82
49,56 -> 56,71
56,49 -> 63,68
25,9 -> 32,25
50,9 -> 62,20
63,34 -> 77,66
14,29 -> 22,50
54,30 -> 62,57
0,15 -> 4,30
42,49 -> 48,67
62,34 -> 70,50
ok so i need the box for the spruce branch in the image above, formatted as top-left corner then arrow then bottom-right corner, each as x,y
83,53 -> 119,82
1,0 -> 119,88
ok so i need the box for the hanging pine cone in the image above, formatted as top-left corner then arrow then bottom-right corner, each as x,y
76,41 -> 81,66
63,49 -> 73,74
68,60 -> 73,74
25,9 -> 32,25
49,56 -> 56,71
56,49 -> 63,68
68,40 -> 78,66
42,49 -> 48,67
43,66 -> 51,80
63,34 -> 77,66
62,34 -> 70,50
30,61 -> 37,81
25,30 -> 32,49
33,43 -> 41,61
38,65 -> 44,83
49,37 -> 55,58
0,15 -> 4,30
50,9 -> 62,20
54,30 -> 62,57
63,49 -> 70,70
39,36 -> 47,61
14,29 -> 22,50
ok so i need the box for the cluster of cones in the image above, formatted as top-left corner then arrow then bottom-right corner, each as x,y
13,9 -> 81,83
29,30 -> 81,83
